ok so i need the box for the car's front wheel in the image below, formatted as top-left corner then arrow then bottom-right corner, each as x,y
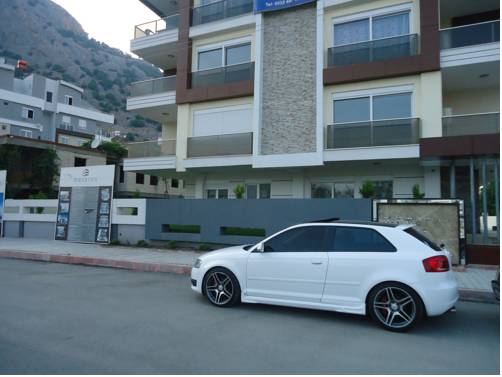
368,282 -> 423,332
203,267 -> 240,307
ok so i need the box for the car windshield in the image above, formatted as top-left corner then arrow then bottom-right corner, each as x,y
404,227 -> 442,251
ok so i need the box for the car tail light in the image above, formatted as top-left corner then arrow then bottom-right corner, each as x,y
423,255 -> 450,272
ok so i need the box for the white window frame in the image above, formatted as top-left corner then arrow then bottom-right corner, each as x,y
61,115 -> 71,127
245,183 -> 271,199
331,84 -> 415,124
78,119 -> 87,129
19,129 -> 33,138
311,181 -> 356,198
21,107 -> 34,120
191,103 -> 253,137
332,3 -> 414,47
195,36 -> 252,72
65,95 -> 74,106
60,136 -> 70,145
206,188 -> 229,199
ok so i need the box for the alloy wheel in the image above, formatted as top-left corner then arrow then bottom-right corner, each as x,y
205,271 -> 234,306
373,286 -> 416,329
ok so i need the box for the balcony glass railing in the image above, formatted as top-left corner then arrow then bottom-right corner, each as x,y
127,139 -> 176,158
130,76 -> 176,97
187,132 -> 252,157
327,34 -> 419,67
191,62 -> 254,88
440,20 -> 500,49
325,118 -> 420,149
134,14 -> 180,39
442,112 -> 500,137
192,0 -> 254,26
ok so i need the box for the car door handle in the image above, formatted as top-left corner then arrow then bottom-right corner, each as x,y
311,260 -> 324,265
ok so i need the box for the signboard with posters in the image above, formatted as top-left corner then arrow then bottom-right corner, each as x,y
0,170 -> 6,237
254,0 -> 316,13
55,165 -> 115,244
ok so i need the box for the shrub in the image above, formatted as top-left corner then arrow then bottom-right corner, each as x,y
198,244 -> 212,252
412,184 -> 425,199
167,240 -> 178,249
359,180 -> 375,198
136,240 -> 149,247
110,239 -> 121,246
233,185 -> 245,199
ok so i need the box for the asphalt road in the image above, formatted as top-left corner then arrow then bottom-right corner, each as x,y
0,259 -> 499,374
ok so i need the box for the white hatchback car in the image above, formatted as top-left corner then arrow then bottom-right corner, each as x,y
191,221 -> 459,331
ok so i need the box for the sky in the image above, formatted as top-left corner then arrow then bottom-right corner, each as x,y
51,0 -> 158,54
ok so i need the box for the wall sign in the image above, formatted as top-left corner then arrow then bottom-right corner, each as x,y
254,0 -> 316,13
55,165 -> 115,244
0,170 -> 6,237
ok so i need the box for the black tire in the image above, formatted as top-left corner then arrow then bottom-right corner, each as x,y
203,267 -> 241,307
367,282 -> 424,332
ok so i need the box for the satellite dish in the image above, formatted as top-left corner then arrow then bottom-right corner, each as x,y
91,136 -> 101,149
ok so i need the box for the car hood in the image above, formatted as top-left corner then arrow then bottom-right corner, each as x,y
199,245 -> 251,261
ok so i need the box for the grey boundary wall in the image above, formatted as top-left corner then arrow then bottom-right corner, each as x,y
145,199 -> 373,245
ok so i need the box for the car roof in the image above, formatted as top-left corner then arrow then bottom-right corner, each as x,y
302,220 -> 404,228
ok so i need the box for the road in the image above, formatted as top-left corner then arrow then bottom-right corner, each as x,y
0,259 -> 499,374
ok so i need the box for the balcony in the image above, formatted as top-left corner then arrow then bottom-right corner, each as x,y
440,20 -> 500,50
325,118 -> 420,149
442,113 -> 500,137
127,139 -> 176,158
191,62 -> 254,88
187,132 -> 252,158
191,0 -> 254,26
130,76 -> 176,97
327,34 -> 419,67
130,14 -> 179,70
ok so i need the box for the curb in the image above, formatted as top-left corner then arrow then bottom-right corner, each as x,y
458,288 -> 498,304
0,250 -> 192,276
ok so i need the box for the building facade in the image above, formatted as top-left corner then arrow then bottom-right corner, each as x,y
124,0 -> 499,251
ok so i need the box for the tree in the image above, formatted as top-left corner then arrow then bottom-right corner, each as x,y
29,148 -> 60,196
359,180 -> 375,198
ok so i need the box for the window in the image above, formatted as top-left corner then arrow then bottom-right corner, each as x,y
264,226 -> 328,252
197,41 -> 251,71
22,108 -> 34,120
311,183 -> 355,198
333,92 -> 412,124
171,179 -> 179,188
373,180 -> 393,199
74,157 -> 86,167
331,227 -> 396,252
61,115 -> 71,128
60,136 -> 70,145
405,227 -> 442,251
19,129 -> 33,138
119,166 -> 124,183
206,188 -> 228,199
78,119 -> 87,129
246,183 -> 271,199
136,173 -> 145,185
65,95 -> 73,106
150,175 -> 158,186
333,10 -> 410,46
46,91 -> 53,103
193,105 -> 252,137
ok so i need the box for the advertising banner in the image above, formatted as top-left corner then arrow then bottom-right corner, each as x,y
55,165 -> 115,244
254,0 -> 316,13
0,170 -> 6,237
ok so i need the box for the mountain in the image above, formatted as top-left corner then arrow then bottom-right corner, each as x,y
0,0 -> 162,140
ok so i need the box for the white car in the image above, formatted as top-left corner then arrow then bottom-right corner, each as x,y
191,221 -> 458,331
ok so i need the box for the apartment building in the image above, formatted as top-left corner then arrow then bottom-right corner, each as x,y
124,0 -> 499,249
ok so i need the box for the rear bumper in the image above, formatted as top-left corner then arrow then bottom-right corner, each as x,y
421,279 -> 459,316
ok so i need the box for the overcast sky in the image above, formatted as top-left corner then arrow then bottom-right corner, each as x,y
51,0 -> 158,54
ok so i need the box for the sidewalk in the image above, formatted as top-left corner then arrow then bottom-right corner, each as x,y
0,238 -> 498,303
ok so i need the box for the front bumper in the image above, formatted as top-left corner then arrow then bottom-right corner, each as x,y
191,267 -> 203,294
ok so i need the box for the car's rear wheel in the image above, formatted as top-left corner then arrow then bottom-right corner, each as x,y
203,268 -> 240,307
368,282 -> 423,332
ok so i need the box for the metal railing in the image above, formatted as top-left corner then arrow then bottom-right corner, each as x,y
127,139 -> 176,158
134,14 -> 180,39
191,62 -> 254,88
325,118 -> 420,149
130,76 -> 176,97
327,34 -> 419,67
187,132 -> 252,157
191,0 -> 254,26
59,123 -> 74,131
440,20 -> 500,49
442,112 -> 500,137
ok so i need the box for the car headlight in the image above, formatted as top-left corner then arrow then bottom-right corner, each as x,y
194,258 -> 202,269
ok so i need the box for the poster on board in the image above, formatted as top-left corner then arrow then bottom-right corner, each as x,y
0,170 -> 6,237
55,165 -> 115,244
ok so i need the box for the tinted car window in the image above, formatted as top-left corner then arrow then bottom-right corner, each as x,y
404,227 -> 442,251
264,226 -> 328,252
332,227 -> 396,252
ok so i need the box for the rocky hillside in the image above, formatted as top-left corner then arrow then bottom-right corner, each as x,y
0,0 -> 162,140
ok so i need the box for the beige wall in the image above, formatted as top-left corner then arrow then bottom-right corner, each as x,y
191,28 -> 256,72
324,71 -> 443,138
57,134 -> 89,147
443,88 -> 500,115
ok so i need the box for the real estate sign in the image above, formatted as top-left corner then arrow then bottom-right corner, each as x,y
254,0 -> 316,13
0,170 -> 6,237
55,165 -> 115,244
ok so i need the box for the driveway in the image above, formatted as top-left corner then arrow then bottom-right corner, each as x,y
0,259 -> 499,374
